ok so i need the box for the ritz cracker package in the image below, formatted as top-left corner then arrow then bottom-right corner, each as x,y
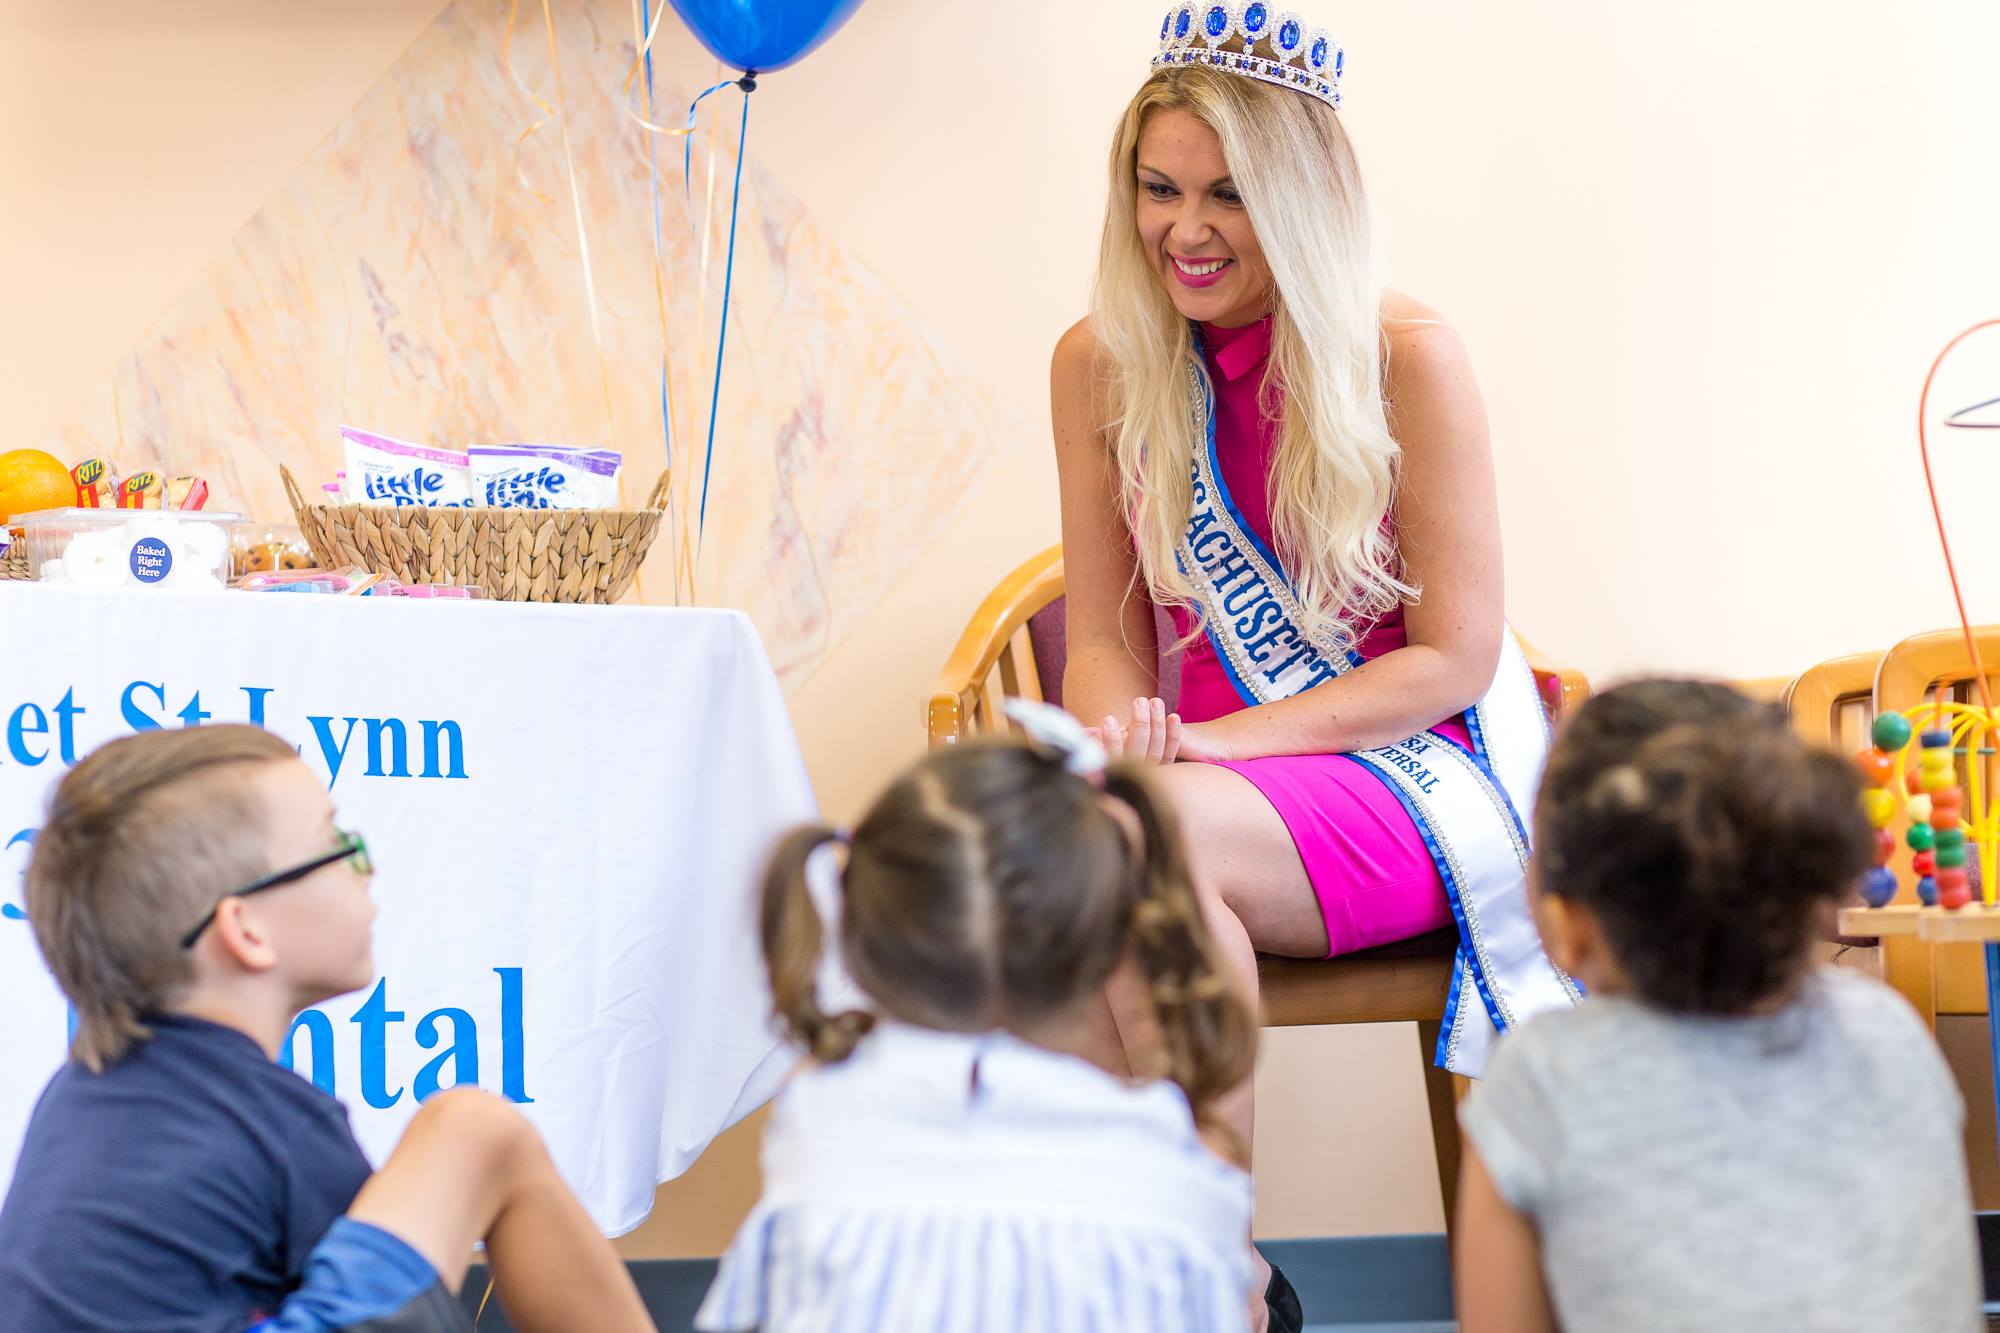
468,445 -> 622,510
341,428 -> 475,508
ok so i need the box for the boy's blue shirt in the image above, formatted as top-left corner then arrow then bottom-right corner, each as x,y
0,1013 -> 372,1332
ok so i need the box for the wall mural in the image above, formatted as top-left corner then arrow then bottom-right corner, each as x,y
42,0 -> 1009,686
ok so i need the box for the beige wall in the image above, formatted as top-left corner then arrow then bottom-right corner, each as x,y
9,0 -> 2000,1255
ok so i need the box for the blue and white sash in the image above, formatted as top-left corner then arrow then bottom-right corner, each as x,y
1174,357 -> 1577,1076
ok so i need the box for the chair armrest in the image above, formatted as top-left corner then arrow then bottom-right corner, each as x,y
925,545 -> 1064,747
1516,635 -> 1590,721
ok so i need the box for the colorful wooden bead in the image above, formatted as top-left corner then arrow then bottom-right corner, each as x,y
1860,866 -> 1899,908
1932,789 -> 1964,822
1907,793 -> 1934,824
1873,713 -> 1913,751
1908,822 -> 1936,852
1921,766 -> 1957,792
1862,788 -> 1900,827
1921,727 -> 1954,749
1874,828 -> 1897,863
1936,826 -> 1968,851
1936,845 -> 1969,870
1914,850 -> 1938,876
1918,875 -> 1940,906
1855,748 -> 1895,786
1907,766 -> 1925,795
1938,864 -> 1972,909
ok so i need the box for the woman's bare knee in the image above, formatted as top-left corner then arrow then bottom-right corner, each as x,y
1151,762 -> 1326,956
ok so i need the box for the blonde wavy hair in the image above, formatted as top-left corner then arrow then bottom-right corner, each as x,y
1091,59 -> 1414,651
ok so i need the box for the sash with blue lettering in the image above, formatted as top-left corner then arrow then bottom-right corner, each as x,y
1173,351 -> 1577,1076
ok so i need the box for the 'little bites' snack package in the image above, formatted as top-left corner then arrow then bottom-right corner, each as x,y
468,445 -> 622,509
341,428 -> 474,508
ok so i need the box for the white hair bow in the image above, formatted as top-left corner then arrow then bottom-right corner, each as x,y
1002,697 -> 1109,780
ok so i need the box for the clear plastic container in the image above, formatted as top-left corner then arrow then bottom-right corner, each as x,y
11,507 -> 244,593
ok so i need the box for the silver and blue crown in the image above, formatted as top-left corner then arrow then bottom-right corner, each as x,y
1153,4 -> 1344,109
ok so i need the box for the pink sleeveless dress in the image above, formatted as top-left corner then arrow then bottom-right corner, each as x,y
1170,316 -> 1459,958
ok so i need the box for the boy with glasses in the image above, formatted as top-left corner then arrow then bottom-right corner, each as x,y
0,725 -> 653,1332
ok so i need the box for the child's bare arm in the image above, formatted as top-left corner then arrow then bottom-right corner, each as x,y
1453,1144 -> 1557,1333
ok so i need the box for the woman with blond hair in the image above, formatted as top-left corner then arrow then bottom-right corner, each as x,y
1055,8 -> 1575,1323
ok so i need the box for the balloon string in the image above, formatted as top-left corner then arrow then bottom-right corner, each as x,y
683,73 -> 731,597
682,81 -> 737,204
537,0 -> 627,515
619,0 -> 677,133
1917,319 -> 2000,717
635,0 -> 681,601
614,0 -> 733,584
501,1 -> 557,205
697,84 -> 752,575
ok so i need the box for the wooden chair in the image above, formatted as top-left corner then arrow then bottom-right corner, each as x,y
1786,633 -> 2000,1030
1782,649 -> 1885,752
1783,648 -> 1903,976
926,544 -> 1589,1225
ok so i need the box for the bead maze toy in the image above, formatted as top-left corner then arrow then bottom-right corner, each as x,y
1836,320 -> 2000,1018
1852,708 -> 1982,915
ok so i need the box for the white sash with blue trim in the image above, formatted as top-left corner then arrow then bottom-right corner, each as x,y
1173,356 -> 1577,1076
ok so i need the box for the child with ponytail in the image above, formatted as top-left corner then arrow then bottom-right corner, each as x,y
1455,680 -> 1981,1333
696,702 -> 1259,1333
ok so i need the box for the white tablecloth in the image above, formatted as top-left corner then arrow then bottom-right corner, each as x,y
0,582 -> 815,1235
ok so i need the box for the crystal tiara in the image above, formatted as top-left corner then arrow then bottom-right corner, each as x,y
1152,3 -> 1345,109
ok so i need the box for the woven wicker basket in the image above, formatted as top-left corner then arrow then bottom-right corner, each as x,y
281,465 -> 668,604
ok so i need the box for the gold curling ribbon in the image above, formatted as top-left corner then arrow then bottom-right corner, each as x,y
685,68 -> 723,600
502,0 -> 645,598
501,1 -> 557,206
613,4 -> 736,601
625,0 -> 695,603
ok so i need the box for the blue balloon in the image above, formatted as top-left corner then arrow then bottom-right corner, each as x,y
667,0 -> 866,75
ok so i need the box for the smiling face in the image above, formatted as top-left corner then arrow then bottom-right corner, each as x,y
1134,106 -> 1273,329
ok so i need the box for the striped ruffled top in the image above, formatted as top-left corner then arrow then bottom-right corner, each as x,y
695,1022 -> 1254,1332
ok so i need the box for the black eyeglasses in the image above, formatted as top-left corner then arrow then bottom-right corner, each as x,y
179,829 -> 373,950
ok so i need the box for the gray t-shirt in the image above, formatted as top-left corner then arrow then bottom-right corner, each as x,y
1460,967 -> 1980,1332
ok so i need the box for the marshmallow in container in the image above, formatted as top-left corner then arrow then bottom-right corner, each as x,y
341,427 -> 475,507
12,508 -> 242,594
468,445 -> 623,509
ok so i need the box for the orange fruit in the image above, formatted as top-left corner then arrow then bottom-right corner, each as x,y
0,450 -> 76,523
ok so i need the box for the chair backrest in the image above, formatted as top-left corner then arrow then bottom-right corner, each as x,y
924,546 -> 1182,743
1876,626 -> 2000,724
1782,649 -> 1883,751
1023,594 -> 1184,716
929,546 -> 1585,747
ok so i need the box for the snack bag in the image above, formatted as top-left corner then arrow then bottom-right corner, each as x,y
468,445 -> 622,509
165,476 -> 209,511
72,458 -> 115,508
341,428 -> 474,508
116,472 -> 164,509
